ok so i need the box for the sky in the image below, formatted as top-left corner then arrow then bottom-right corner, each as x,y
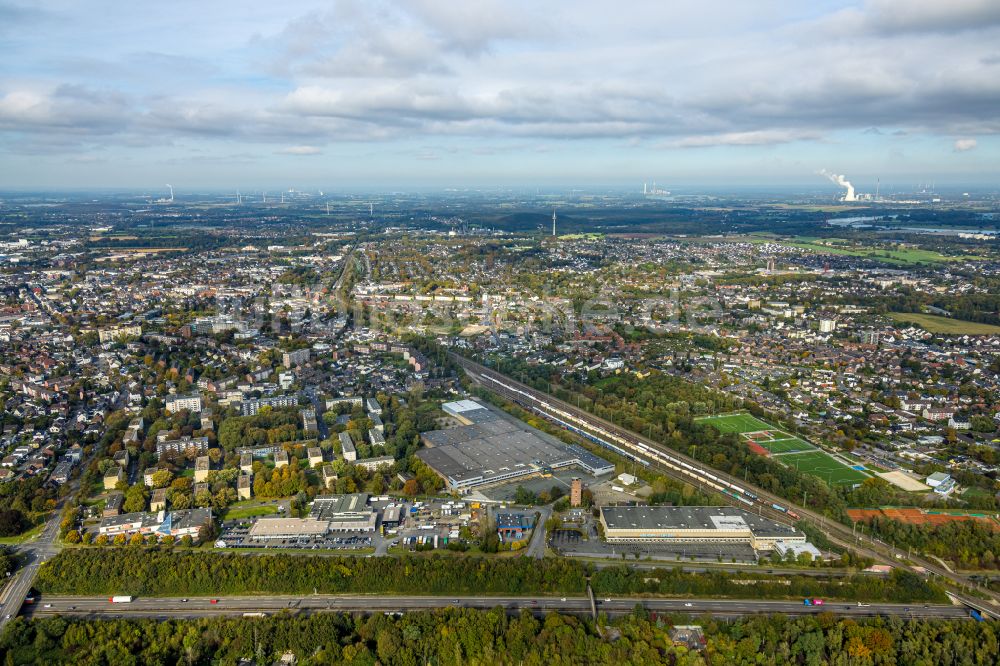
1,0 -> 999,191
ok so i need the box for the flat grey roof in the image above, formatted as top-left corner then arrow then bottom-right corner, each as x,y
417,398 -> 611,487
310,493 -> 371,520
601,506 -> 801,539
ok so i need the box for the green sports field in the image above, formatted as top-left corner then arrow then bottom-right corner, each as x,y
698,412 -> 866,485
757,436 -> 814,454
780,450 -> 869,485
695,413 -> 773,434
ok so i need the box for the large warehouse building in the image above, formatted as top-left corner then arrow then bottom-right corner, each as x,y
600,506 -> 807,551
417,399 -> 614,491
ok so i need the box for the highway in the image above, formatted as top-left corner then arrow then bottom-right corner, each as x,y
25,595 -> 972,621
0,503 -> 63,629
451,354 -> 1000,617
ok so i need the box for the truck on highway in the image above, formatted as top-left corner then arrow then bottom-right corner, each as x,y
970,609 -> 985,622
803,598 -> 824,606
109,596 -> 134,603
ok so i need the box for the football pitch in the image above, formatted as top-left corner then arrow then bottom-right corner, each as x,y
694,413 -> 772,434
779,450 -> 869,485
756,436 -> 813,454
698,412 -> 867,485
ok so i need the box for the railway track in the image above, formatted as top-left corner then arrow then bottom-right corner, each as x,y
451,353 -> 999,617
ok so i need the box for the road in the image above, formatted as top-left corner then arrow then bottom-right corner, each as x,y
25,594 -> 972,621
525,506 -> 551,559
452,354 -> 1000,616
0,504 -> 63,630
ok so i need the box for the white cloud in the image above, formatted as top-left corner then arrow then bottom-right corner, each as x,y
276,145 -> 322,155
670,130 -> 823,148
954,138 -> 978,151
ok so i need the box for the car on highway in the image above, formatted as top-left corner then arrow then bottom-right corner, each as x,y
43,604 -> 52,608
684,603 -> 693,607
560,598 -> 566,602
210,599 -> 219,604
181,599 -> 188,602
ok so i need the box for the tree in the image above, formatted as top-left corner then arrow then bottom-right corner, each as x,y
150,469 -> 173,489
122,485 -> 149,513
0,510 -> 28,537
64,530 -> 81,544
403,479 -> 420,497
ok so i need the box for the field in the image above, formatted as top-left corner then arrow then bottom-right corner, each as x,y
694,413 -> 773,434
780,450 -> 869,485
753,435 -> 814,454
695,414 -> 815,453
888,312 -> 1000,335
847,507 -> 1000,531
698,413 -> 869,486
779,238 -> 984,266
221,502 -> 278,520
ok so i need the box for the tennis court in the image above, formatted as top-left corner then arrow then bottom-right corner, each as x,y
780,450 -> 869,485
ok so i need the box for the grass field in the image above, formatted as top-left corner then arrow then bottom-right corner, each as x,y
888,312 -> 1000,335
758,436 -> 814,454
0,522 -> 45,545
780,238 -> 984,266
780,450 -> 869,485
221,503 -> 278,520
695,413 -> 773,434
698,412 -> 866,485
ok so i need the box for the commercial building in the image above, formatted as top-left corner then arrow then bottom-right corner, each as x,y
497,513 -> 534,541
926,472 -> 956,495
417,399 -> 614,491
247,517 -> 330,540
310,493 -> 377,532
98,508 -> 212,539
599,506 -> 806,551
381,505 -> 403,529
